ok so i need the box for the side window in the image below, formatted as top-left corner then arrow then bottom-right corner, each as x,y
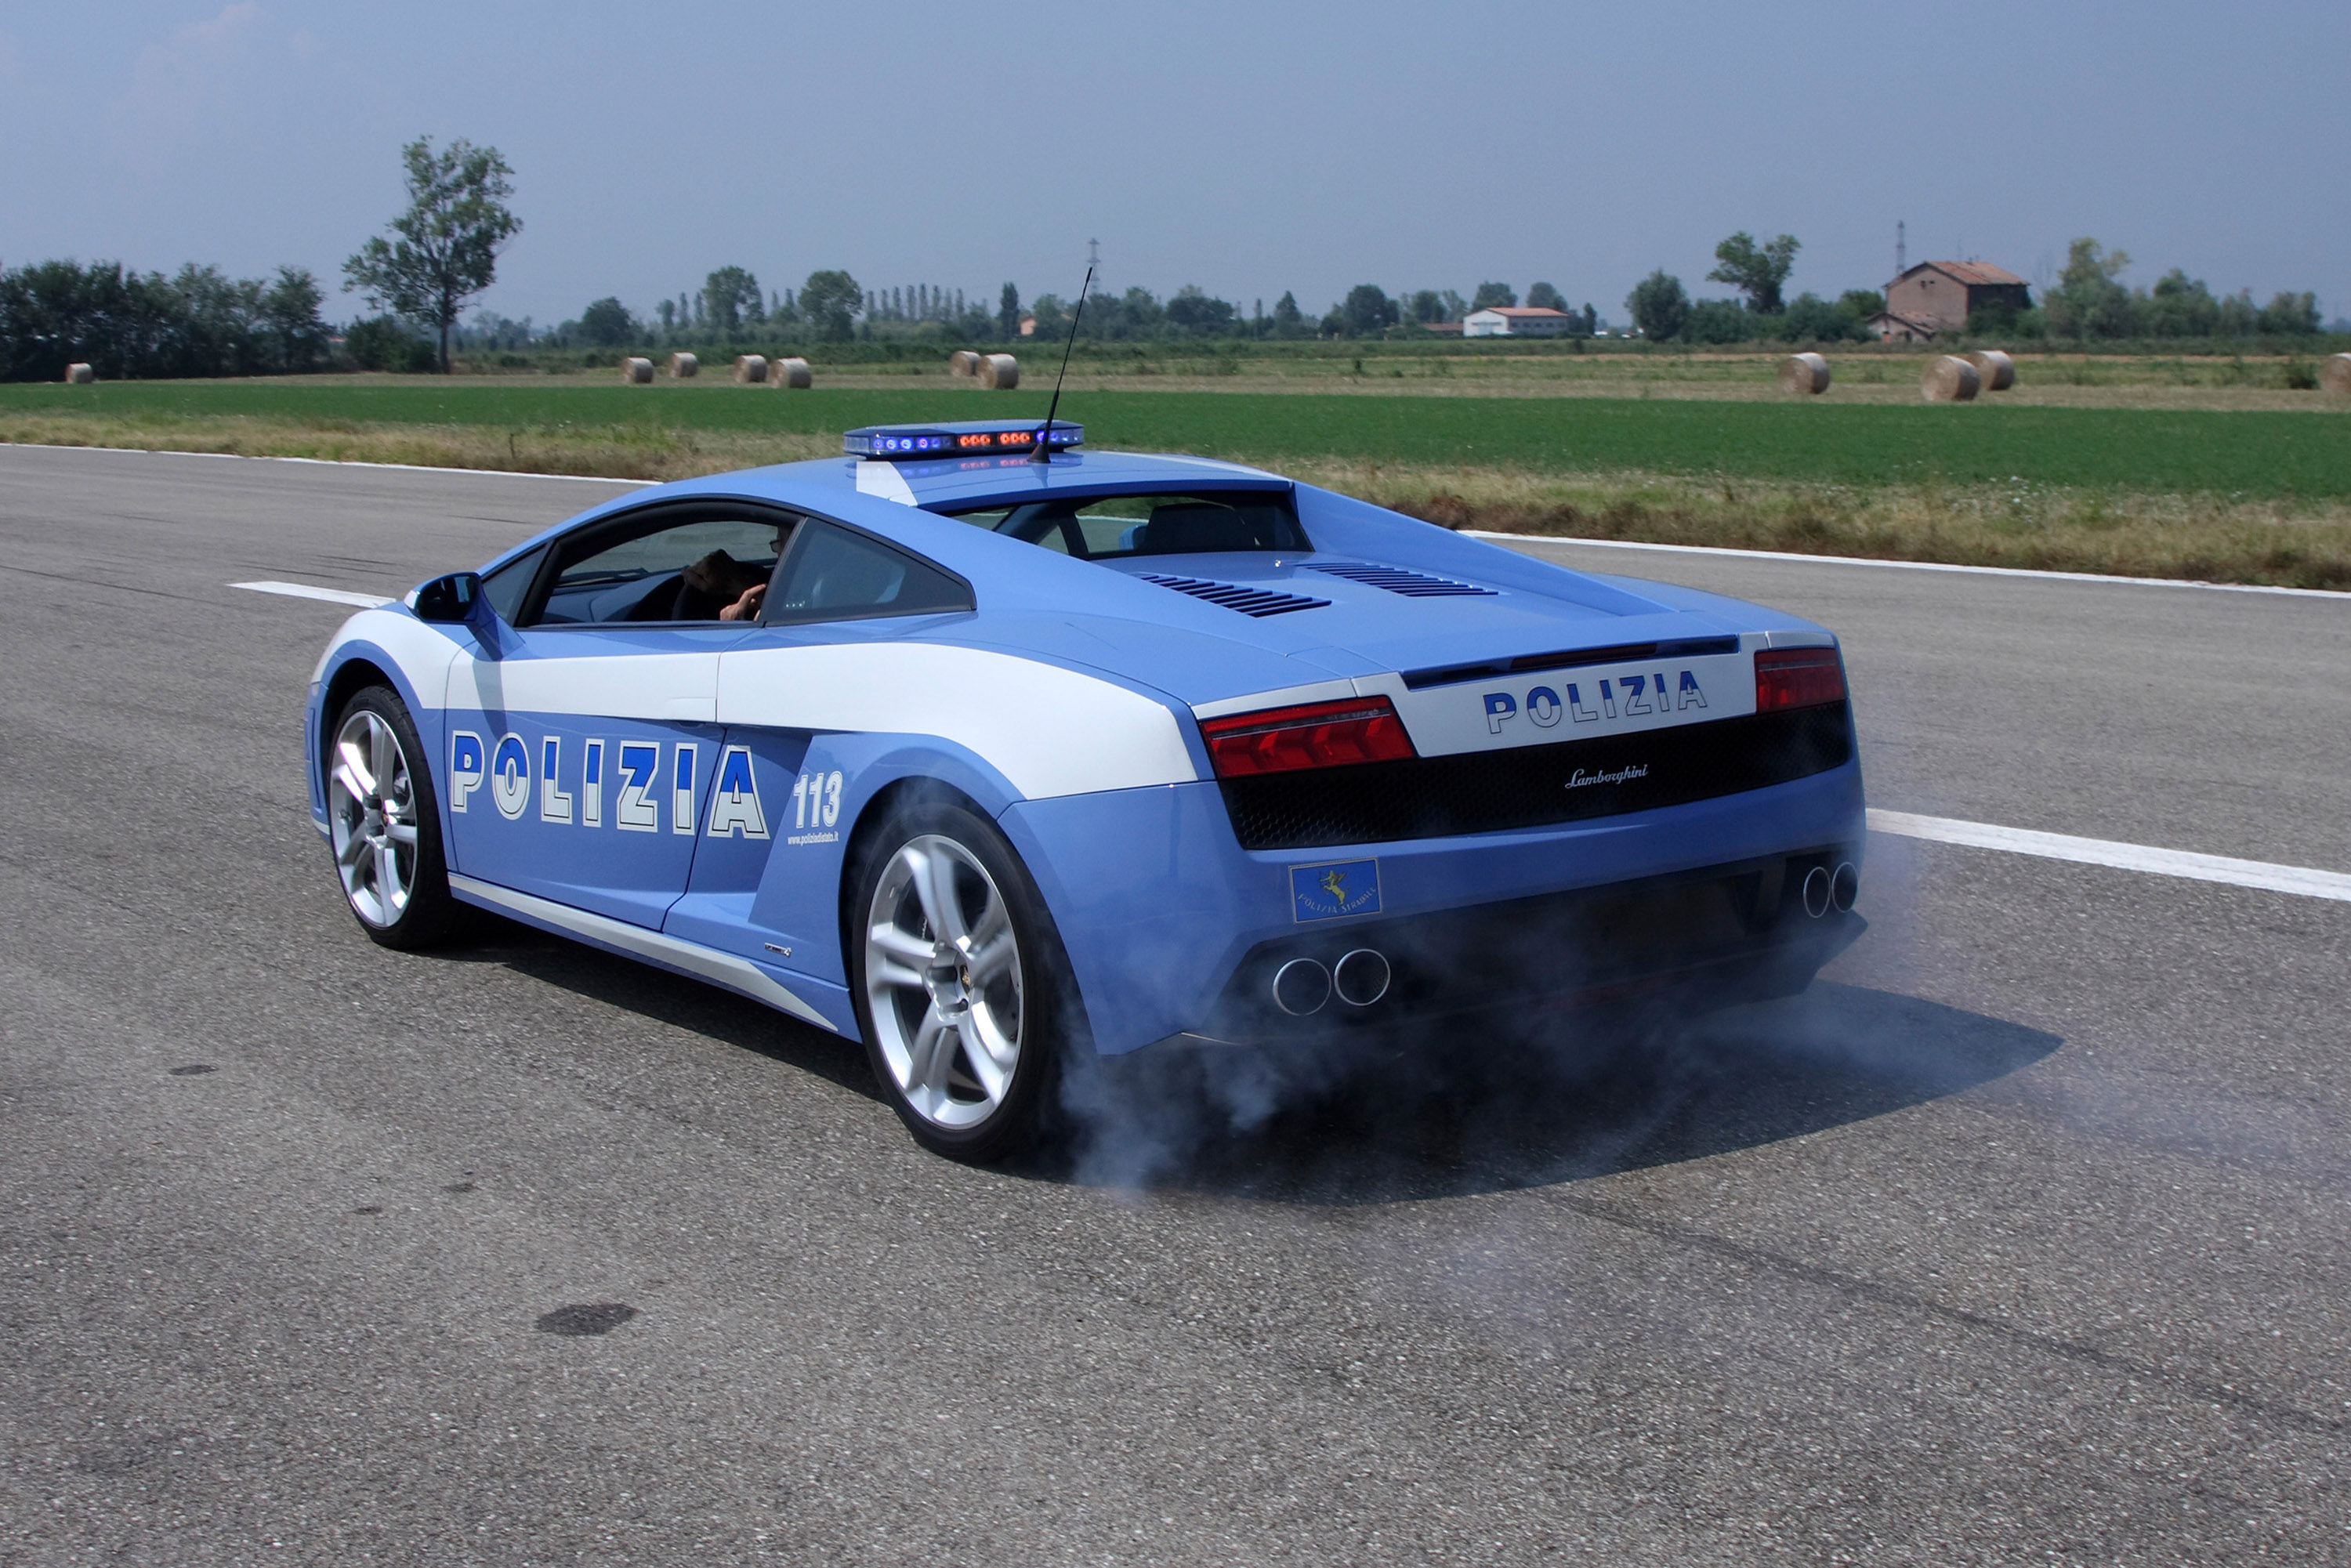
480,546 -> 544,624
765,521 -> 973,625
528,509 -> 799,626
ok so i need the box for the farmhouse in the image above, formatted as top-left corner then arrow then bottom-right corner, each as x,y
1462,306 -> 1575,339
1869,260 -> 2031,340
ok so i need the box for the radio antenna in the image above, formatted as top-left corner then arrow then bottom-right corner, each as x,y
1031,263 -> 1093,465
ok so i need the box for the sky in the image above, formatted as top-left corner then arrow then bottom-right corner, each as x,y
1,1 -> 2343,328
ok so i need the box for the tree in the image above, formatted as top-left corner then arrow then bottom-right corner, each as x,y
1525,281 -> 1567,312
799,270 -> 864,340
342,136 -> 521,374
1339,284 -> 1398,337
1470,281 -> 1516,310
1102,286 -> 1166,339
581,297 -> 636,346
701,266 -> 762,333
1683,299 -> 1754,345
2259,292 -> 2320,335
346,315 -> 436,373
1780,292 -> 1871,344
1165,284 -> 1237,335
1270,291 -> 1306,339
1625,270 -> 1689,341
259,266 -> 329,372
1707,232 -> 1799,315
998,282 -> 1020,339
2045,237 -> 2132,339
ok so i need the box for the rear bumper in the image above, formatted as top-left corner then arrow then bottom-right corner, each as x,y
1177,850 -> 1864,1048
998,751 -> 1867,1057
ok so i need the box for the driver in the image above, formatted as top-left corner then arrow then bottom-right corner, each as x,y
681,549 -> 768,621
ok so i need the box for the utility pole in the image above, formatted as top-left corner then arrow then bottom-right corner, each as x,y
1086,238 -> 1102,295
1896,220 -> 1907,277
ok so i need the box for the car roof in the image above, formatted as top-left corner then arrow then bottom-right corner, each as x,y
484,448 -> 1294,573
715,447 -> 1287,509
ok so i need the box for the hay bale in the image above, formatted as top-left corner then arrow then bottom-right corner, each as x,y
621,357 -> 654,383
1965,349 -> 2016,391
1921,355 -> 1981,403
2322,353 -> 2351,397
978,353 -> 1020,390
1777,352 -> 1831,394
668,352 -> 699,379
733,354 -> 769,384
771,357 -> 812,389
948,349 -> 980,378
64,362 -> 94,384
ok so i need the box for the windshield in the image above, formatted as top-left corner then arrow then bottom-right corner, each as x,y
938,491 -> 1310,560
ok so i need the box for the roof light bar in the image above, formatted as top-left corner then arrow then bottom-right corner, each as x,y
844,420 -> 1084,460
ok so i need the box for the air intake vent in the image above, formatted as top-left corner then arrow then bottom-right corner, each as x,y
1137,574 -> 1331,618
1305,560 -> 1497,597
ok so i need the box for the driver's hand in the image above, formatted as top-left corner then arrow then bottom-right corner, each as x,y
720,582 -> 766,621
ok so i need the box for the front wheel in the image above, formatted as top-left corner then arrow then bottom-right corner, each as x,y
849,797 -> 1074,1162
327,686 -> 458,949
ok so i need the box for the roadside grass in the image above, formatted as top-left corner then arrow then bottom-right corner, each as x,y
1288,462 -> 2351,590
4,381 -> 2347,588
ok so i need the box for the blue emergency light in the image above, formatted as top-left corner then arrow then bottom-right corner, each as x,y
843,419 -> 1084,460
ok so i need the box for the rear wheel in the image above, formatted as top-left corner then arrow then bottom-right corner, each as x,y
849,797 -> 1072,1162
327,686 -> 458,949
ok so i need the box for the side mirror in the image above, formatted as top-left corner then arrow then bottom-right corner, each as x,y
411,571 -> 482,624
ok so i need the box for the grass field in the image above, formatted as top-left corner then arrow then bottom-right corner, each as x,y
5,379 -> 2347,494
4,377 -> 2349,587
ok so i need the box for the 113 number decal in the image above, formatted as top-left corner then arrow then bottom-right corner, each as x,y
792,770 -> 845,830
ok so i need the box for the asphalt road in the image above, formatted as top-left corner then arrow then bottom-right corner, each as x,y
3,445 -> 2346,1566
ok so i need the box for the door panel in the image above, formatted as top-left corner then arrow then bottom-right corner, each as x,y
443,625 -> 748,927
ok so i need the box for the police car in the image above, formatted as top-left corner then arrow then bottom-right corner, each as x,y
307,419 -> 1864,1160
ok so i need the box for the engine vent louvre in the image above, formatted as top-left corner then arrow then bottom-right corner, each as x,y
1305,560 -> 1498,597
1136,574 -> 1331,618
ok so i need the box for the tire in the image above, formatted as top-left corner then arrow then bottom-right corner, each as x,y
846,794 -> 1077,1163
326,686 -> 459,950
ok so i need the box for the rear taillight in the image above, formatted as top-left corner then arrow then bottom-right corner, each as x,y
1200,696 -> 1417,779
1755,646 -> 1847,712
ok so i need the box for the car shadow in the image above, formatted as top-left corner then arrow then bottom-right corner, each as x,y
428,918 -> 2058,1207
1037,983 -> 2063,1204
436,911 -> 888,1105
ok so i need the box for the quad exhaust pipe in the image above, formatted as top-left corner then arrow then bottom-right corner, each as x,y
1271,948 -> 1393,1016
1802,861 -> 1860,919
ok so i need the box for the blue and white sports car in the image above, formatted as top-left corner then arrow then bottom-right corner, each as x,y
307,419 -> 1864,1159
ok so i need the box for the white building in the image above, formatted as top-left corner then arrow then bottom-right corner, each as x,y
1462,306 -> 1575,338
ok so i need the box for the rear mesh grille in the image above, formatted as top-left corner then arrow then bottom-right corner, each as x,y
1217,703 -> 1853,850
1305,560 -> 1496,597
1137,573 -> 1331,617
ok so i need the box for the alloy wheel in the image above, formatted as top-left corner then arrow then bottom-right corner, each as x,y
328,708 -> 419,928
863,834 -> 1026,1129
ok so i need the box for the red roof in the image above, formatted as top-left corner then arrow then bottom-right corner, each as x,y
1904,260 -> 2027,288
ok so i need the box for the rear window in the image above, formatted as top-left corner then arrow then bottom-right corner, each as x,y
763,520 -> 973,625
939,491 -> 1309,560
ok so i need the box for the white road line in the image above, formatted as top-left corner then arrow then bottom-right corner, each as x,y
1868,809 -> 2351,904
1474,531 -> 2351,601
232,579 -> 393,608
2,442 -> 654,486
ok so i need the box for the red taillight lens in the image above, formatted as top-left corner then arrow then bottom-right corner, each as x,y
1755,646 -> 1847,712
1200,696 -> 1417,779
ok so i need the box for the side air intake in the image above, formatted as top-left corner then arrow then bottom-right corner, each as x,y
1304,560 -> 1497,597
1136,574 -> 1331,618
